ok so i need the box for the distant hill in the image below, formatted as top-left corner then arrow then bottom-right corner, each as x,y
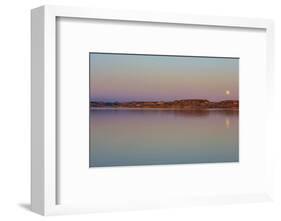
90,99 -> 239,109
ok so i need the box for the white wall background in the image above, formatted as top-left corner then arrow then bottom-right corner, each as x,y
0,0 -> 280,220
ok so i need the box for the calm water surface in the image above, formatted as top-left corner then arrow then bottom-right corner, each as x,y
90,109 -> 239,167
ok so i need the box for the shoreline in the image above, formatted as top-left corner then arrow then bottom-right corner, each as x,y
90,107 -> 239,111
90,99 -> 239,110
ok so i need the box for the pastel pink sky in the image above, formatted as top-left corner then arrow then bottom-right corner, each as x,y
90,53 -> 239,102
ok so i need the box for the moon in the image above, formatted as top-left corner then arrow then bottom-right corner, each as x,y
225,90 -> 230,95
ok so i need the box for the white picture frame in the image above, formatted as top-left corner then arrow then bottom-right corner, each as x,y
31,5 -> 274,215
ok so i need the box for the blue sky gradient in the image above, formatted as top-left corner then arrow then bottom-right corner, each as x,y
90,53 -> 239,102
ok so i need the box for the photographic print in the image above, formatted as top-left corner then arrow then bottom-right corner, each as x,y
90,53 -> 239,167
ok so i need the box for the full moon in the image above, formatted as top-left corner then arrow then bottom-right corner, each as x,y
225,90 -> 230,95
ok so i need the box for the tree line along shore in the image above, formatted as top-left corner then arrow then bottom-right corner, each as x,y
90,99 -> 239,109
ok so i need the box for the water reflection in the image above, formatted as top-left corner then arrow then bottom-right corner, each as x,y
90,109 -> 239,167
225,117 -> 230,129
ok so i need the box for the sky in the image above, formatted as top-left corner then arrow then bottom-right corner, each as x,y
90,53 -> 239,102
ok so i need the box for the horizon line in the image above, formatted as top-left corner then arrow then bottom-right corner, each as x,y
90,99 -> 239,103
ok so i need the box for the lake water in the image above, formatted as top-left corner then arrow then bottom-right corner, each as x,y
90,109 -> 239,167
